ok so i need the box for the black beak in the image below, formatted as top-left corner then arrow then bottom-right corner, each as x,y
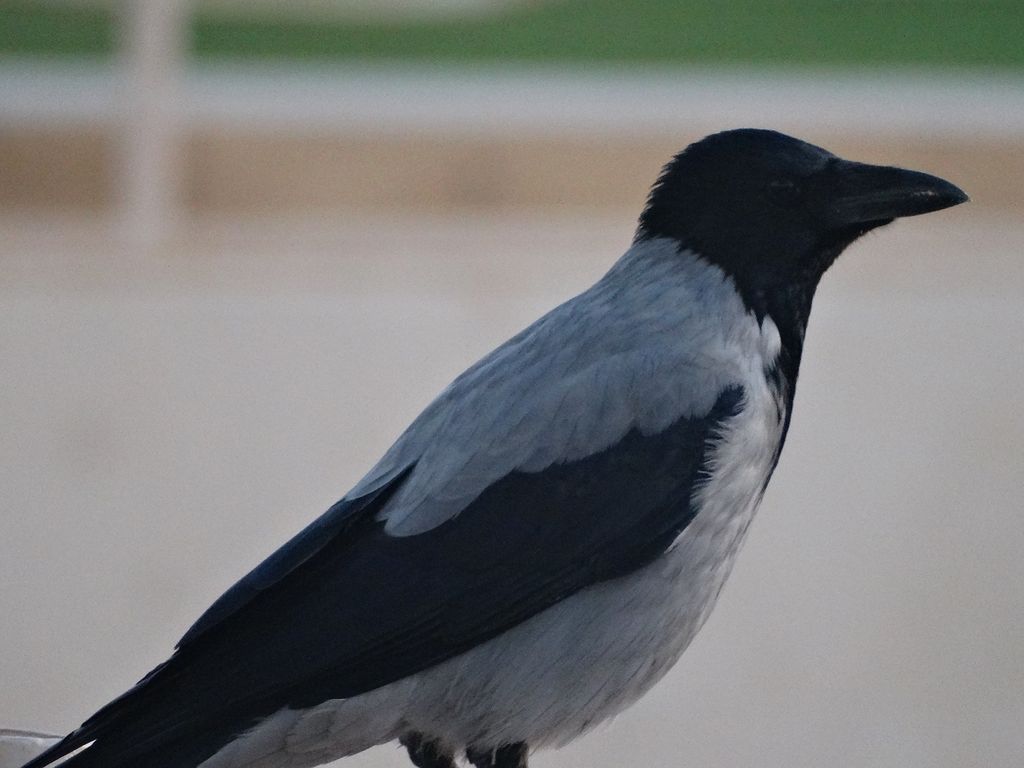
825,159 -> 969,228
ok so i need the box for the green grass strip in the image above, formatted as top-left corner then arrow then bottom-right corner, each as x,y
3,1 -> 1022,69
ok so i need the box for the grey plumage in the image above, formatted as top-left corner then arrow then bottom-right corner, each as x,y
362,239 -> 756,534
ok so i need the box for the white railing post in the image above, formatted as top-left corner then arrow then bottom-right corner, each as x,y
118,0 -> 189,249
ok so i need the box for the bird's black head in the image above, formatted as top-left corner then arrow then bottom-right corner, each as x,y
637,129 -> 968,324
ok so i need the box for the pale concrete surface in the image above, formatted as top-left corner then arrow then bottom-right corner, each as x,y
1,207 -> 1022,767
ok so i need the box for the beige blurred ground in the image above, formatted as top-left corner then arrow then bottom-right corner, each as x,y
1,198 -> 1022,766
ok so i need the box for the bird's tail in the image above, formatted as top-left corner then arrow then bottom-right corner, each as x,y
13,672 -> 147,768
13,724 -> 100,768
11,726 -> 150,768
13,718 -> 235,768
10,664 -> 256,768
0,730 -> 61,768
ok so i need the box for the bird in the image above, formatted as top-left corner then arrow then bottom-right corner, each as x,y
22,129 -> 966,768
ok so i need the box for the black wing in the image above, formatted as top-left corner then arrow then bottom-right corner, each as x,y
25,386 -> 742,768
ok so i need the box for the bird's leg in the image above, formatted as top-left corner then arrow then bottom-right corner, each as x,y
400,732 -> 458,768
466,742 -> 529,768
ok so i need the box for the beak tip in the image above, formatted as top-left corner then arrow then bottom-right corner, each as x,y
917,175 -> 969,213
943,182 -> 970,208
898,173 -> 970,217
831,163 -> 969,226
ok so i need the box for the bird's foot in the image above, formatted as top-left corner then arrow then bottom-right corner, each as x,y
466,742 -> 528,768
400,732 -> 458,768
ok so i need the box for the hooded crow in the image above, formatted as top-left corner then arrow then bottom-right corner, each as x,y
22,129 -> 967,768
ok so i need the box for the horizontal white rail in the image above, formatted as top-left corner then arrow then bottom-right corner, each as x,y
0,730 -> 59,768
2,61 -> 1023,140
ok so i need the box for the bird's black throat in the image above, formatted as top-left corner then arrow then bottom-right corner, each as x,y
731,230 -> 859,395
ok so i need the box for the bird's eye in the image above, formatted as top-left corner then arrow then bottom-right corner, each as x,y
767,178 -> 802,208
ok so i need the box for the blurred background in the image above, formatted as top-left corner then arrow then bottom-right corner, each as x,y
1,2 -> 1022,767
